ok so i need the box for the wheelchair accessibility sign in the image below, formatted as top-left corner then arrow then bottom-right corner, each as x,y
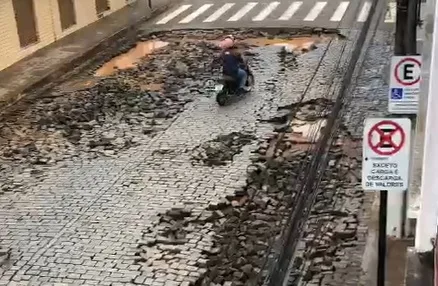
388,56 -> 422,114
390,88 -> 403,100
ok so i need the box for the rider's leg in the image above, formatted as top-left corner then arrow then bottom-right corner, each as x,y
237,68 -> 248,91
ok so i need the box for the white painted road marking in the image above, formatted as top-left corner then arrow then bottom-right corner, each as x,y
228,2 -> 258,21
304,1 -> 327,21
253,1 -> 280,21
357,1 -> 371,22
203,3 -> 235,22
156,4 -> 192,24
279,1 -> 303,20
330,1 -> 349,21
179,4 -> 213,23
155,1 -> 397,25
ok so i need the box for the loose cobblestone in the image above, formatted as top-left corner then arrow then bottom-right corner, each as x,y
0,28 -> 354,285
283,29 -> 394,286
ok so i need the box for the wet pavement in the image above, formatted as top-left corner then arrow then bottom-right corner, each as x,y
0,26 -> 394,286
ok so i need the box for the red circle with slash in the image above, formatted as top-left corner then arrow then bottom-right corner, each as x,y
368,120 -> 405,156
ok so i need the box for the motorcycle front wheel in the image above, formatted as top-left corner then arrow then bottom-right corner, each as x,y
216,90 -> 228,106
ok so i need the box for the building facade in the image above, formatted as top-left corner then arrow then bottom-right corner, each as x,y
0,0 -> 135,71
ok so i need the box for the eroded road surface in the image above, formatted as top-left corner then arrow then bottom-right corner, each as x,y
0,15 -> 393,286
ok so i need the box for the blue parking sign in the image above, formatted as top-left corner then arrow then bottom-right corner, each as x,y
391,88 -> 403,100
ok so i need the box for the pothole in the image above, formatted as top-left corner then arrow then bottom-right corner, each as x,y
259,98 -> 333,159
95,40 -> 169,76
241,35 -> 333,54
191,132 -> 256,166
290,118 -> 327,142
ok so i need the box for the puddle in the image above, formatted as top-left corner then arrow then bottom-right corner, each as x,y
95,40 -> 169,77
241,35 -> 332,53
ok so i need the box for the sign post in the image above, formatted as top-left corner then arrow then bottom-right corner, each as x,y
388,56 -> 422,114
362,118 -> 412,286
378,190 -> 388,286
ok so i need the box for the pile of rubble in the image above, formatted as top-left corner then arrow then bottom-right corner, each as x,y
132,94 -> 368,285
0,28 -> 336,194
133,98 -> 336,285
191,132 -> 256,166
287,135 -> 365,286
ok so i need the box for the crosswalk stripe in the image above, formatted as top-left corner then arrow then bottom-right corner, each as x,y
304,2 -> 327,21
253,1 -> 281,21
228,2 -> 258,21
384,2 -> 396,22
156,4 -> 192,24
357,1 -> 371,22
155,1 -> 398,25
330,1 -> 349,21
179,4 -> 213,23
279,1 -> 303,20
203,3 -> 235,22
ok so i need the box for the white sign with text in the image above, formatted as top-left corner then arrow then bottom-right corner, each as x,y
388,56 -> 422,114
362,118 -> 411,191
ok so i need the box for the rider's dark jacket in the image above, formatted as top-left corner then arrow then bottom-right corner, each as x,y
221,48 -> 244,78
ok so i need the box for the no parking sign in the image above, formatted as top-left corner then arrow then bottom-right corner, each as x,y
362,118 -> 411,191
388,56 -> 422,114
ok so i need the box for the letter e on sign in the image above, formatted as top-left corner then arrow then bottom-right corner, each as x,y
395,57 -> 421,86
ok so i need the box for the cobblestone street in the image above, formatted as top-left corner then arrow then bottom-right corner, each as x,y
0,29 -> 349,285
0,21 -> 393,286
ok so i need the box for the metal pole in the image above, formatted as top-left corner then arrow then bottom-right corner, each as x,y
378,191 -> 388,286
406,0 -> 418,54
395,0 -> 408,55
395,0 -> 413,239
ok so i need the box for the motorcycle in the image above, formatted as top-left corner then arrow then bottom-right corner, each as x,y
215,66 -> 254,106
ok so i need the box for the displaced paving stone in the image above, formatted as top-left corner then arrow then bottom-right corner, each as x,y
0,27 -> 357,285
134,99 -> 334,285
191,132 -> 256,166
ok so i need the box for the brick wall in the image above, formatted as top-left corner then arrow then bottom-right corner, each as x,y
0,0 -> 129,72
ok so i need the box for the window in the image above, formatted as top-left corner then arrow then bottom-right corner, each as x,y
95,0 -> 110,15
12,0 -> 39,48
58,0 -> 77,31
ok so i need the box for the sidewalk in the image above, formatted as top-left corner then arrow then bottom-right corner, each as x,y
405,0 -> 435,284
0,0 -> 173,111
407,0 -> 428,230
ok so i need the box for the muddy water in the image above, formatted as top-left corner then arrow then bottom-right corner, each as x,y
95,40 -> 169,77
242,35 -> 332,52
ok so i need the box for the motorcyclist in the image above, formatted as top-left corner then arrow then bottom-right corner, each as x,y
218,35 -> 248,93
